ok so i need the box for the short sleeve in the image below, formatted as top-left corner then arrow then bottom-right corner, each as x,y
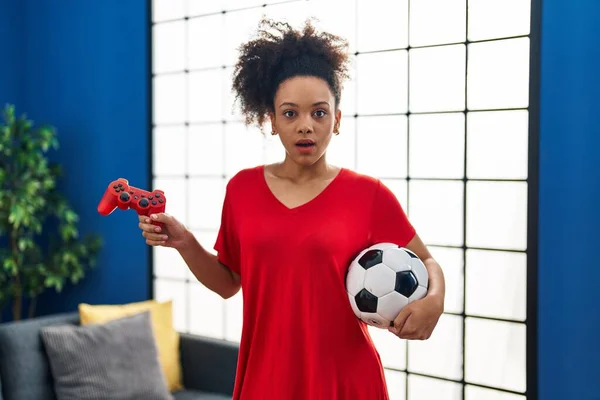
214,187 -> 241,275
368,179 -> 416,247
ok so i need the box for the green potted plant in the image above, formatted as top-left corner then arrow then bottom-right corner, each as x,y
0,104 -> 102,321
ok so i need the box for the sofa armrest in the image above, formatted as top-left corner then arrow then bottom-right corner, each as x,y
179,333 -> 238,395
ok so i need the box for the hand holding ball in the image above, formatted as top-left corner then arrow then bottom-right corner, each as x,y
346,243 -> 429,328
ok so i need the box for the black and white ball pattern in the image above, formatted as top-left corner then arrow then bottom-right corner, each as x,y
346,242 -> 429,328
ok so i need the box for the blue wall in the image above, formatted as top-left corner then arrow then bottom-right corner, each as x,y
0,0 -> 150,317
538,0 -> 600,399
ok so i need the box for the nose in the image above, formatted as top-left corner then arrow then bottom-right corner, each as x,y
297,115 -> 314,135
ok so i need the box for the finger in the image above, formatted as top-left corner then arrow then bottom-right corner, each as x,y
149,212 -> 171,224
138,221 -> 163,233
142,231 -> 169,242
391,306 -> 412,334
145,238 -> 167,246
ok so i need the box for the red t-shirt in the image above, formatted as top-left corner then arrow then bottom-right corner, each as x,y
214,165 -> 416,400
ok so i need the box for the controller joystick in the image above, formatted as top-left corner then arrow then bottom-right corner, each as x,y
98,178 -> 166,226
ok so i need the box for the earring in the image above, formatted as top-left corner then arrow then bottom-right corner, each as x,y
271,131 -> 277,135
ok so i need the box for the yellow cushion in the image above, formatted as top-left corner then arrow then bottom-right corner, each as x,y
78,299 -> 182,391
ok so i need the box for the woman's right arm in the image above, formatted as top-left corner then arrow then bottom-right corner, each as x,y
138,213 -> 241,299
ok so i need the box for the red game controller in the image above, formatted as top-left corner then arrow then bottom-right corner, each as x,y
98,178 -> 166,226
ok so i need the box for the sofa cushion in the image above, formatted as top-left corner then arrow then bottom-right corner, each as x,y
0,312 -> 79,400
173,390 -> 230,400
41,311 -> 172,400
78,299 -> 182,391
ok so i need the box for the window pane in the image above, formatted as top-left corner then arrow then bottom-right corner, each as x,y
381,179 -> 408,214
468,0 -> 531,42
189,282 -> 225,339
187,2 -> 221,16
409,45 -> 466,113
223,8 -> 264,67
408,314 -> 463,380
357,51 -> 408,115
188,15 -> 224,70
153,177 -> 188,224
368,325 -> 406,371
357,0 -> 407,52
264,1 -> 310,30
467,110 -> 528,180
225,291 -> 243,342
465,317 -> 526,392
467,38 -> 530,111
188,123 -> 225,176
188,177 -> 226,231
309,0 -> 357,54
153,74 -> 186,124
153,126 -> 186,176
466,249 -> 527,321
465,385 -> 526,400
409,113 -> 464,179
341,66 -> 357,117
152,0 -> 185,22
154,279 -> 187,332
153,21 -> 186,73
408,375 -> 463,400
356,116 -> 407,178
327,117 -> 356,170
466,181 -> 527,250
385,370 -> 406,400
264,133 -> 285,165
409,180 -> 464,247
153,246 -> 188,280
410,0 -> 466,47
428,246 -> 464,314
224,122 -> 264,177
188,69 -> 224,123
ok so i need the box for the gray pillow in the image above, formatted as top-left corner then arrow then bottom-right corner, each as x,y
40,311 -> 173,400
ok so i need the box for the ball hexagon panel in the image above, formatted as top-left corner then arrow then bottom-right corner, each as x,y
348,292 -> 361,318
382,247 -> 413,273
364,263 -> 396,297
358,249 -> 384,270
361,312 -> 388,328
345,262 -> 366,297
395,270 -> 419,298
355,288 -> 378,313
403,248 -> 419,259
377,291 -> 409,322
408,285 -> 428,303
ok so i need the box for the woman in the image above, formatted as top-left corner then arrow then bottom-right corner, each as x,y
139,18 -> 445,400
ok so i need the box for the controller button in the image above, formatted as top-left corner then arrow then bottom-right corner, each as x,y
155,193 -> 161,198
113,184 -> 118,189
148,195 -> 153,200
134,195 -> 139,200
119,192 -> 130,202
118,183 -> 123,188
115,188 -> 121,192
141,194 -> 146,198
158,198 -> 164,203
139,198 -> 149,208
152,200 -> 157,205
129,190 -> 134,194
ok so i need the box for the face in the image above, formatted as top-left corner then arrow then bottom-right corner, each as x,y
269,76 -> 341,167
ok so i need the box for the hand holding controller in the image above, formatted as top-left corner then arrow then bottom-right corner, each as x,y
98,178 -> 166,225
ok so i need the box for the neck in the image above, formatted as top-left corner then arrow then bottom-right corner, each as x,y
276,155 -> 332,182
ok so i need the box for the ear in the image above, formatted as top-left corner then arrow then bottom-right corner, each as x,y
334,109 -> 342,133
269,111 -> 276,135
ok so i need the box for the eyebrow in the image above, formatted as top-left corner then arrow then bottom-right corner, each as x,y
279,101 -> 330,108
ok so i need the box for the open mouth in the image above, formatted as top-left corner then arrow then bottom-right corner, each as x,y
296,139 -> 315,148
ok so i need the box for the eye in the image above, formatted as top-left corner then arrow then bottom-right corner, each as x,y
313,109 -> 328,118
283,110 -> 296,118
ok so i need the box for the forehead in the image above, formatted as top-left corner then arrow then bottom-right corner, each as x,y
275,76 -> 334,104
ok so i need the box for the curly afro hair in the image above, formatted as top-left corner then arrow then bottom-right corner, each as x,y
231,18 -> 351,130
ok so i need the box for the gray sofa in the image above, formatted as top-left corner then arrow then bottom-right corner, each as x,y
0,312 -> 239,400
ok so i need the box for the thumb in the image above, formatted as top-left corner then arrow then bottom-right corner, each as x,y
391,305 -> 412,334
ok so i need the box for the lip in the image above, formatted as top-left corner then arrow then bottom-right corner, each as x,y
295,139 -> 316,145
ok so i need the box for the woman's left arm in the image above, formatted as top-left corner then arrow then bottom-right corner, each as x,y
389,233 -> 445,340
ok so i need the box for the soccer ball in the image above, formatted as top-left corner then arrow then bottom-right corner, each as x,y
346,242 -> 429,328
